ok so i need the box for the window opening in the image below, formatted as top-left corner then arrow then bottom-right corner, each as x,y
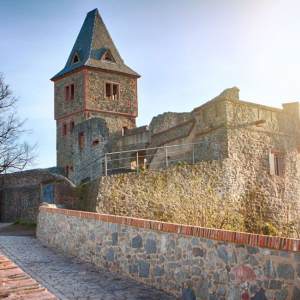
102,50 -> 115,63
121,127 -> 129,136
92,139 -> 99,147
71,84 -> 75,100
79,132 -> 84,149
269,152 -> 285,176
71,52 -> 80,65
62,123 -> 67,136
64,83 -> 75,102
105,82 -> 119,100
65,165 -> 69,175
70,121 -> 75,133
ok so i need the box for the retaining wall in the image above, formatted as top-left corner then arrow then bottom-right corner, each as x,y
37,207 -> 300,300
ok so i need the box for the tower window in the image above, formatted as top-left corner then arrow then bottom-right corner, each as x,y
79,132 -> 84,149
65,165 -> 70,175
92,139 -> 99,147
64,83 -> 75,102
71,52 -> 80,65
105,82 -> 119,100
62,123 -> 67,136
70,121 -> 75,133
269,152 -> 285,176
121,126 -> 129,136
101,50 -> 115,63
73,55 -> 79,63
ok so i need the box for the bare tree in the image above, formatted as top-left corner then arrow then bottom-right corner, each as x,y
0,73 -> 37,173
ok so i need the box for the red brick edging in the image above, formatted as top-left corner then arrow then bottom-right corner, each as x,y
39,207 -> 300,252
0,252 -> 56,299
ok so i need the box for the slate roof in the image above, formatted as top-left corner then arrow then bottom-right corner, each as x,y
51,9 -> 140,80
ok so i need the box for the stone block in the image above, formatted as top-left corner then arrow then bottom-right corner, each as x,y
132,235 -> 143,248
192,247 -> 204,257
145,239 -> 156,254
233,264 -> 255,282
277,263 -> 294,279
154,266 -> 164,276
275,289 -> 288,300
263,259 -> 275,278
182,288 -> 196,300
138,260 -> 149,277
112,232 -> 118,245
250,288 -> 267,300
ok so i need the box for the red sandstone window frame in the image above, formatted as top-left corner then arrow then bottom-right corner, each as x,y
104,81 -> 120,101
64,82 -> 75,102
269,151 -> 285,177
62,122 -> 68,136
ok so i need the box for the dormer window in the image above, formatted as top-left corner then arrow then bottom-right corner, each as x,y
71,52 -> 80,65
101,49 -> 115,63
73,55 -> 79,63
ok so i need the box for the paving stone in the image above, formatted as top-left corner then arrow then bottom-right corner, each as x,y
0,236 -> 175,299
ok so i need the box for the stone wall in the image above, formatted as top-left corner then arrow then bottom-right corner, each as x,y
71,117 -> 111,184
88,70 -> 138,116
81,158 -> 299,238
149,112 -> 192,135
0,167 -> 64,222
37,207 -> 300,300
224,100 -> 300,237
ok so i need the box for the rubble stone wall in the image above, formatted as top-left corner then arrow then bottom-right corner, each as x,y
0,168 -> 64,222
37,207 -> 300,300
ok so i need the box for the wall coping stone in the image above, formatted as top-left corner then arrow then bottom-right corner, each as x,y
39,206 -> 300,252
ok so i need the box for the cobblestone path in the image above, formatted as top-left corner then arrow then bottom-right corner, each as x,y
0,236 -> 175,300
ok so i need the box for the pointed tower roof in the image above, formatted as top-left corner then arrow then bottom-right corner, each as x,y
51,9 -> 140,80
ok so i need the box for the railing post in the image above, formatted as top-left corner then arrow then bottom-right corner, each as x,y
105,154 -> 108,176
192,145 -> 195,164
165,148 -> 168,167
136,152 -> 139,173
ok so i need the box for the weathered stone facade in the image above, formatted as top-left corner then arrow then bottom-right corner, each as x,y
52,9 -> 140,180
0,167 -> 64,222
37,207 -> 300,300
50,9 -> 300,215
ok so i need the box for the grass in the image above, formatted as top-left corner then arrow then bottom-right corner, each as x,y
13,219 -> 37,227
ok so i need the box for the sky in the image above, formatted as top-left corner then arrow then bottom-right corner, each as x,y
1,0 -> 300,169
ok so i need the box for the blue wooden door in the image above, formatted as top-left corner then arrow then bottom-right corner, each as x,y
42,183 -> 54,204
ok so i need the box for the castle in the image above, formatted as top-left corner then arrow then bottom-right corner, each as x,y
0,9 -> 300,228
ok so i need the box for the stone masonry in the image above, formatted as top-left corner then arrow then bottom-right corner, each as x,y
37,207 -> 300,300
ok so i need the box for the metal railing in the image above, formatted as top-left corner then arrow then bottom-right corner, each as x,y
104,140 -> 222,176
75,139 -> 224,184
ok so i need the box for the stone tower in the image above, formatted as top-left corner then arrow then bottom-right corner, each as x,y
51,9 -> 140,177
